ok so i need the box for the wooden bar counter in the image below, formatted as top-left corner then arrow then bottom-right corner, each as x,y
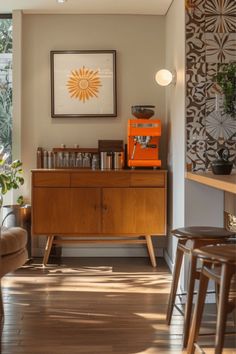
31,169 -> 167,267
186,170 -> 236,231
186,171 -> 236,194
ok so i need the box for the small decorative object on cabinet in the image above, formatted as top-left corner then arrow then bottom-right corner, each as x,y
36,146 -> 99,169
98,140 -> 124,170
31,169 -> 167,267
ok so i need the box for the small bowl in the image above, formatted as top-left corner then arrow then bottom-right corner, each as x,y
211,161 -> 233,175
131,105 -> 155,119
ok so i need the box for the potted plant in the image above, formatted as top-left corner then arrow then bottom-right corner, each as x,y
215,62 -> 236,118
0,145 -> 24,209
0,145 -> 32,257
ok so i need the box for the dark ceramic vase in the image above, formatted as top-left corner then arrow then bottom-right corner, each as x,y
211,160 -> 233,175
211,147 -> 233,175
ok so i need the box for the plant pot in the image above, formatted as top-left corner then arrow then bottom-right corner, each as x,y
211,160 -> 233,175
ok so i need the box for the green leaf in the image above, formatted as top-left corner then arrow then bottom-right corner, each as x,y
215,62 -> 236,118
10,160 -> 22,169
17,195 -> 24,206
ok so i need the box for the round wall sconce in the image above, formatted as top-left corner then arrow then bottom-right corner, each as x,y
155,69 -> 176,86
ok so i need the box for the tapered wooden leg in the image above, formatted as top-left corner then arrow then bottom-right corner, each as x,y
183,253 -> 198,348
43,235 -> 55,266
215,264 -> 233,354
166,241 -> 185,325
187,262 -> 209,354
145,235 -> 157,268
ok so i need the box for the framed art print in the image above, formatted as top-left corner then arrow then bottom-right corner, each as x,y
51,50 -> 117,118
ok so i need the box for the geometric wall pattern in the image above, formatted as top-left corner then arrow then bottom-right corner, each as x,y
185,0 -> 236,171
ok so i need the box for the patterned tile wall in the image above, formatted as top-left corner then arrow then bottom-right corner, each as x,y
185,0 -> 236,171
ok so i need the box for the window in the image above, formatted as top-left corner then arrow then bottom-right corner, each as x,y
0,15 -> 12,157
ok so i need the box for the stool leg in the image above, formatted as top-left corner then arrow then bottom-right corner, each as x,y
187,263 -> 209,354
215,264 -> 233,354
166,241 -> 185,325
183,253 -> 198,348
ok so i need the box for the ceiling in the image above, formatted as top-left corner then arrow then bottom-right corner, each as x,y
0,0 -> 173,15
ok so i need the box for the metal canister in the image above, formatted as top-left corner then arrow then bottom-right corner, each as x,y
100,152 -> 113,170
113,151 -> 124,169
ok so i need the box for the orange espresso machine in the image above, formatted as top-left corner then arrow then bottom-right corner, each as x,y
127,118 -> 161,168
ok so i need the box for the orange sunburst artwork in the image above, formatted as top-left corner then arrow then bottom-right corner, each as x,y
67,66 -> 102,103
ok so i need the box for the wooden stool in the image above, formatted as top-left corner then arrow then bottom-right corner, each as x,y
166,226 -> 235,348
187,244 -> 236,354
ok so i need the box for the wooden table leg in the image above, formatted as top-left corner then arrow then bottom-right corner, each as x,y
145,235 -> 157,268
43,235 -> 55,266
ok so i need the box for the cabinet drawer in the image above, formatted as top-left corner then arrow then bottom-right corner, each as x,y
33,172 -> 70,187
130,172 -> 166,187
71,171 -> 130,187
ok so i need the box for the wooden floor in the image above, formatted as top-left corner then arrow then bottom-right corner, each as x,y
1,257 -> 235,354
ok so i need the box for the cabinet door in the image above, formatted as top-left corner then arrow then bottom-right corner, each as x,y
33,187 -> 101,234
33,187 -> 71,234
102,188 -> 166,235
70,188 -> 101,233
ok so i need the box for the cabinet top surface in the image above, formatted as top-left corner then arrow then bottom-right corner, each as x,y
32,169 -> 167,174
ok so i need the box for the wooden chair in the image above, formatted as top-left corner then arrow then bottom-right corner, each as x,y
187,244 -> 236,354
166,226 -> 235,348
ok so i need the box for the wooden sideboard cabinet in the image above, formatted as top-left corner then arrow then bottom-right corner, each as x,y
31,169 -> 167,267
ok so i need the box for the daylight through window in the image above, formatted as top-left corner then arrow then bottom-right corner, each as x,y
0,15 -> 12,158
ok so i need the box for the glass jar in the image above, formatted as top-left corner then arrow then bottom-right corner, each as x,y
91,154 -> 99,170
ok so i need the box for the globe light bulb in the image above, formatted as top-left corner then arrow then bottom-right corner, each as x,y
155,69 -> 176,86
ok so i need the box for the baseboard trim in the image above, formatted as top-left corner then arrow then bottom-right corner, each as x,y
32,246 -> 164,258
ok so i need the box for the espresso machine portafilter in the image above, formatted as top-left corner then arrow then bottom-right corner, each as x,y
131,136 -> 151,159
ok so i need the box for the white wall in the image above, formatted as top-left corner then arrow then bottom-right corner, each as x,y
164,0 -> 185,267
13,13 -> 167,257
185,181 -> 224,227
